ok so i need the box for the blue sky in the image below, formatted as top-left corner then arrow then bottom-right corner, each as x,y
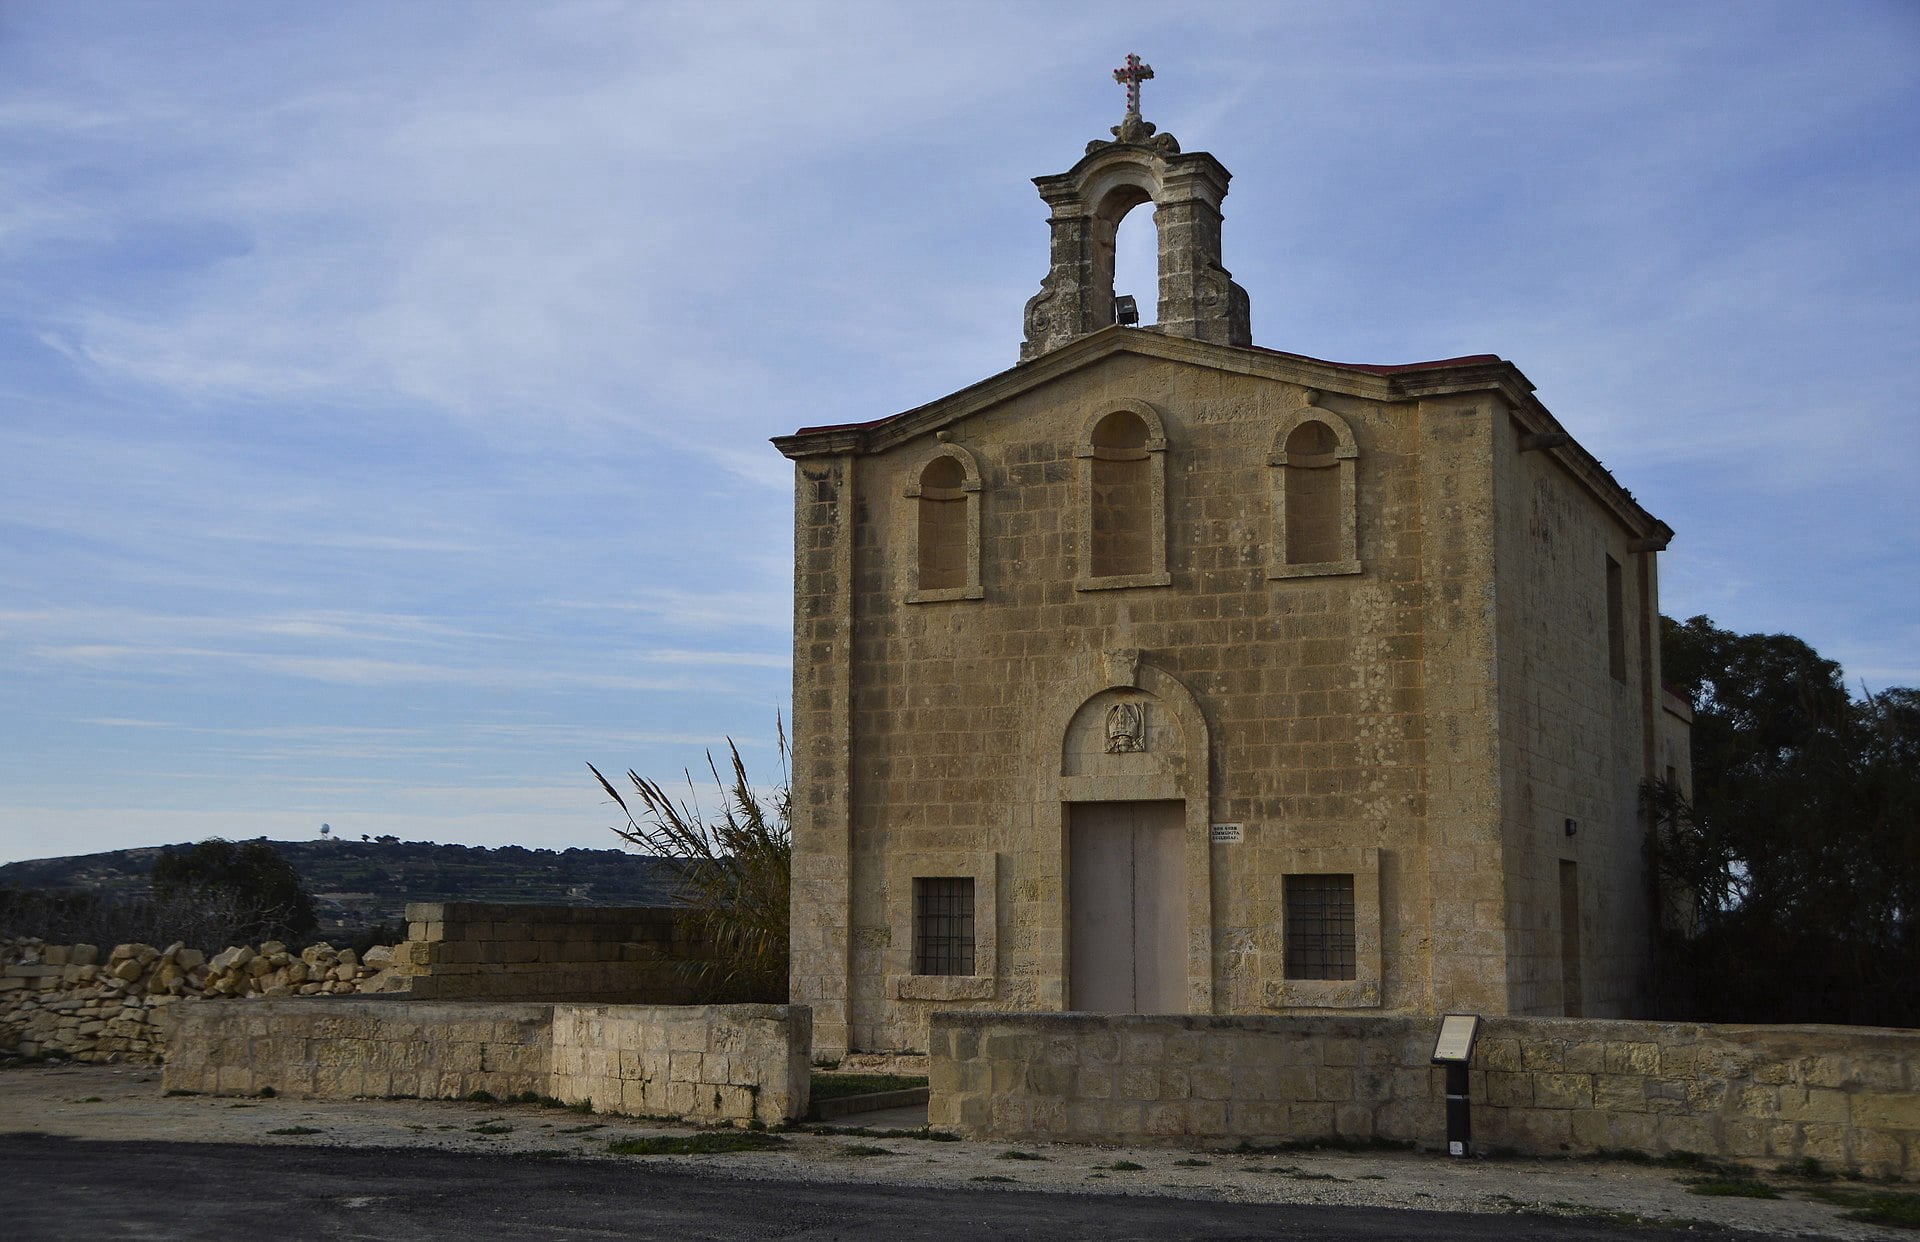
2,1 -> 1915,865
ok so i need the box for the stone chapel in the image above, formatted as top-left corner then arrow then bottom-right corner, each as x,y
775,67 -> 1693,1059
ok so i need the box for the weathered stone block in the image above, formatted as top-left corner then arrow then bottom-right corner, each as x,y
1852,1093 -> 1920,1132
1485,1071 -> 1534,1108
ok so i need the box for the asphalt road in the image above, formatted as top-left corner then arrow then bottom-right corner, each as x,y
0,1132 -> 1771,1241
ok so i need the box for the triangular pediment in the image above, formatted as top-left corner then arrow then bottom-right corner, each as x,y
772,327 -> 1669,545
774,327 -> 1523,459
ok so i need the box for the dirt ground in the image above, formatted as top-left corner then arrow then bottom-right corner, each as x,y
0,1063 -> 1910,1239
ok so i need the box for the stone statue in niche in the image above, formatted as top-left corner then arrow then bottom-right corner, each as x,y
1105,700 -> 1146,753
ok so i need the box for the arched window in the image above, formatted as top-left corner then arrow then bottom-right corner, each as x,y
1076,402 -> 1170,591
906,445 -> 982,602
1270,408 -> 1360,579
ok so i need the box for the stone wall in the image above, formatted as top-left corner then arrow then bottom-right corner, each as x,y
929,1012 -> 1920,1180
550,1003 -> 811,1126
0,938 -> 399,1063
390,902 -> 711,1002
162,998 -> 811,1126
164,999 -> 554,1101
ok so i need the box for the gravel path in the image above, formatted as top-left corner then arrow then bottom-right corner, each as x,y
1,1063 -> 1908,1239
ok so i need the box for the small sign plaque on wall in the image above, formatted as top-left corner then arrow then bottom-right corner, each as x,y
1431,1013 -> 1481,1065
1210,823 -> 1244,844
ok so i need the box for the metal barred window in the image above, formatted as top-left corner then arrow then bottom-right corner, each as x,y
1284,873 -> 1356,980
913,877 -> 975,976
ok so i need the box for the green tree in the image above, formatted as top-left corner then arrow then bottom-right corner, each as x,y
1648,616 -> 1918,1025
590,727 -> 790,1003
150,838 -> 318,945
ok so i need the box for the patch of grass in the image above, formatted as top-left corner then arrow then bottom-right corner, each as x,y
969,1175 -> 1015,1184
607,1131 -> 787,1156
808,1072 -> 928,1102
405,1124 -> 427,1132
1087,1171 -> 1108,1179
463,1090 -> 497,1104
162,1088 -> 196,1097
1359,1173 -> 1387,1180
998,1149 -> 1048,1161
226,1103 -> 257,1109
555,1122 -> 604,1135
1583,1148 -> 1748,1178
1234,1135 -> 1414,1155
1172,1158 -> 1210,1167
1680,1176 -> 1780,1199
501,1091 -> 591,1112
267,1126 -> 323,1136
1662,1150 -> 1717,1170
1775,1156 -> 1835,1181
73,1096 -> 103,1103
805,1124 -> 958,1141
255,1086 -> 276,1098
1582,1146 -> 1654,1164
469,1122 -> 514,1135
1809,1187 -> 1920,1229
842,1144 -> 894,1157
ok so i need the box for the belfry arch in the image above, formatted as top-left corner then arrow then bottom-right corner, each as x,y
1021,73 -> 1252,360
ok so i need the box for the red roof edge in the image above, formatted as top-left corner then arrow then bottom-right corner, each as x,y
1245,345 -> 1503,375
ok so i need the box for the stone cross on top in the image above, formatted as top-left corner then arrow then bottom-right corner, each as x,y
1113,53 -> 1154,117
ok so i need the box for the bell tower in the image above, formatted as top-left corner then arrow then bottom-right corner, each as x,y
1020,55 -> 1252,361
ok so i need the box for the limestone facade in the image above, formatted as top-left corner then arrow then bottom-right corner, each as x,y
776,114 -> 1681,1058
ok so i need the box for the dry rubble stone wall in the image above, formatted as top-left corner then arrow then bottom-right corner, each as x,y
0,937 -> 402,1063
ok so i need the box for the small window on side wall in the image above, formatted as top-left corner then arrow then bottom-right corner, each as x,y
1605,555 -> 1625,682
913,877 -> 976,976
1283,873 -> 1356,981
1270,409 -> 1361,579
906,445 -> 983,603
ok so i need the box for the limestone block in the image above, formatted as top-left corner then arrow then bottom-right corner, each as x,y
1798,1122 -> 1850,1165
1119,1064 -> 1160,1101
1485,1071 -> 1534,1108
1191,1065 -> 1233,1100
209,946 -> 253,972
1608,1111 -> 1659,1152
1851,1129 -> 1906,1178
1720,1117 -> 1767,1158
1478,1038 -> 1522,1072
1520,1041 -> 1567,1072
1852,1093 -> 1920,1132
1654,1113 -> 1715,1155
1565,1041 -> 1606,1074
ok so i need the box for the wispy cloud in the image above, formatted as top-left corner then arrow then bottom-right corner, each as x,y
0,1 -> 1914,864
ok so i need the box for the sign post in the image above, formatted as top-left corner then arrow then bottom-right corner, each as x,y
1430,1013 -> 1481,1158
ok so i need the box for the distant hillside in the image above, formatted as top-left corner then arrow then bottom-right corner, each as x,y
0,839 -> 682,936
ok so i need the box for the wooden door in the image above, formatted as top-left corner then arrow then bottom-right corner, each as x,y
1068,801 -> 1186,1012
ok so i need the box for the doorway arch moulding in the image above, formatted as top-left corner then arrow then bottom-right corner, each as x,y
1030,647 -> 1215,1014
